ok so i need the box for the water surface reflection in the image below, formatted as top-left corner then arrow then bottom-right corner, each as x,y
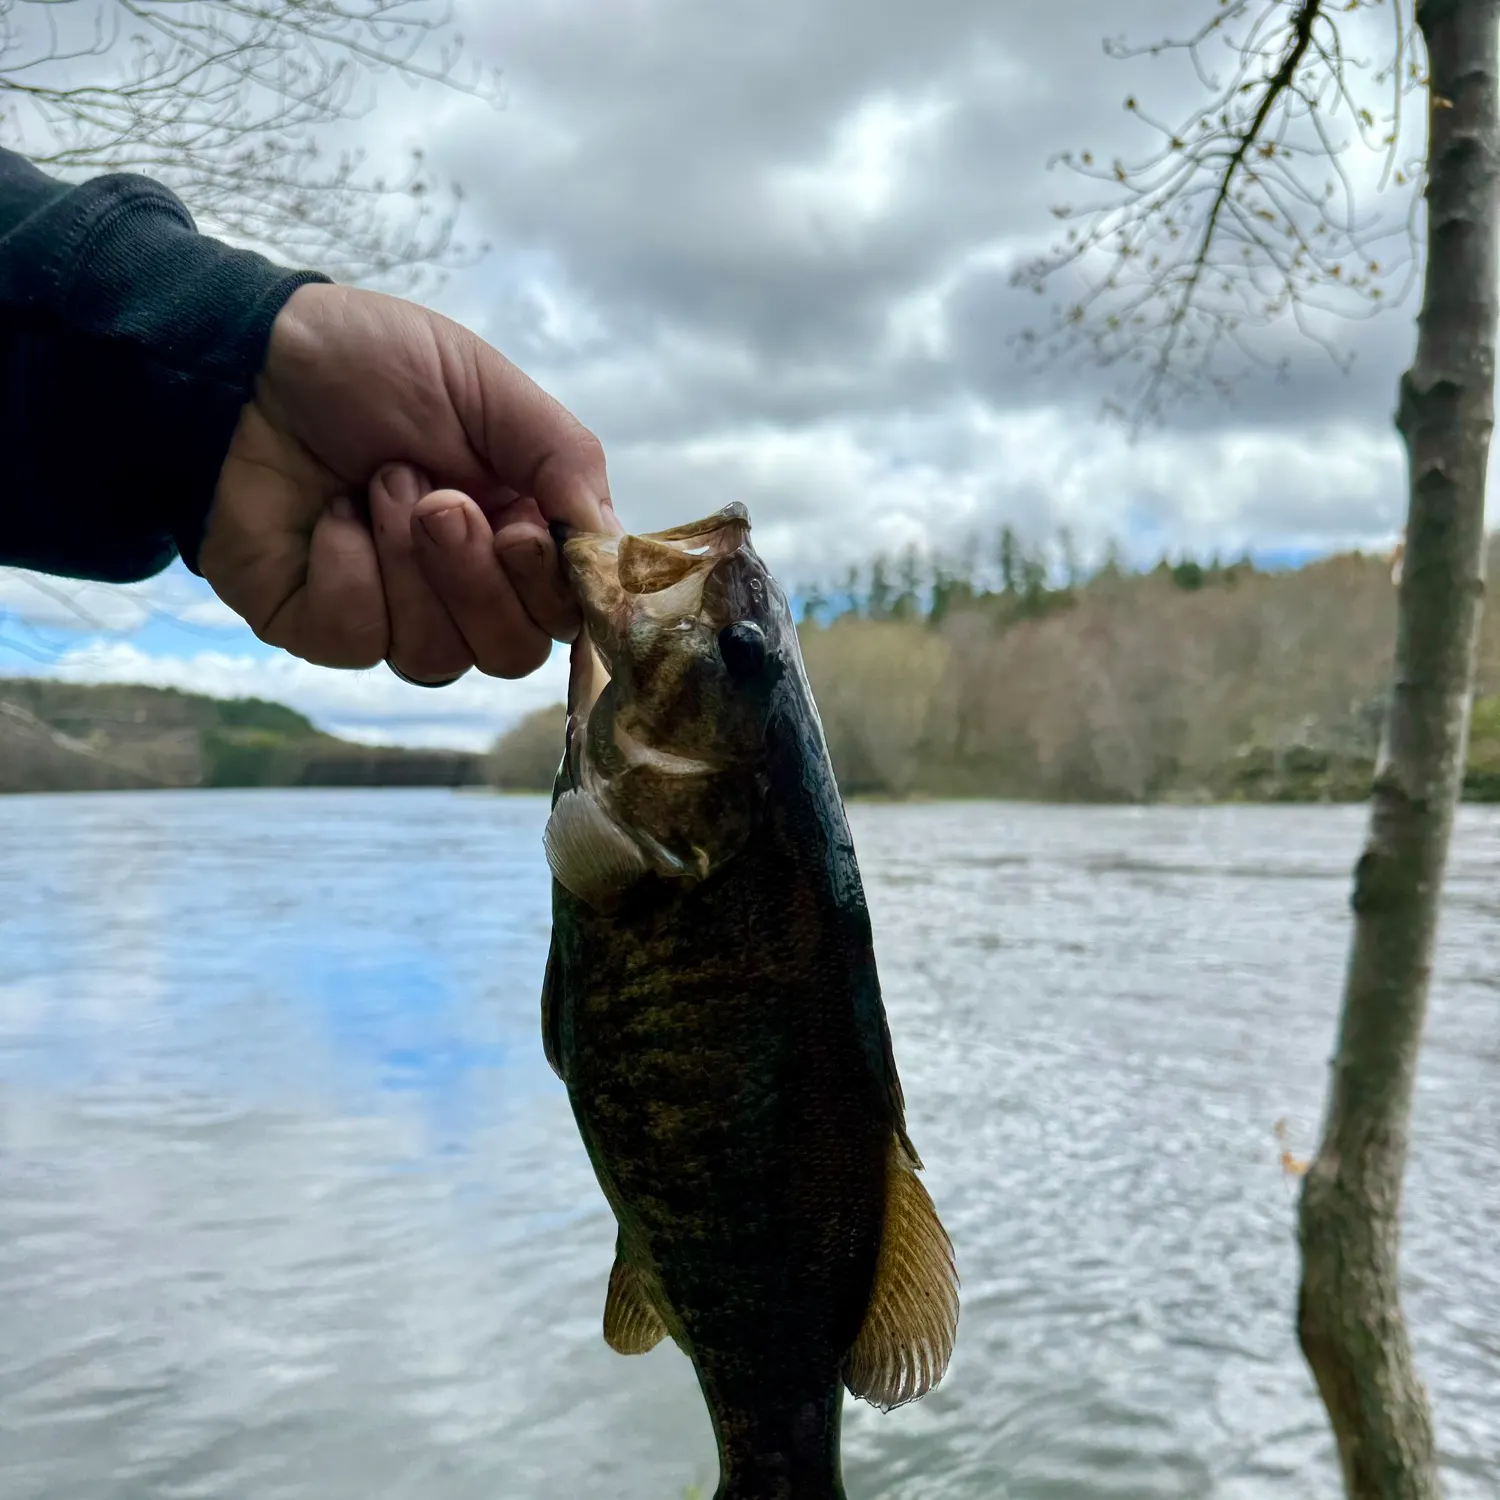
1,791 -> 1495,1499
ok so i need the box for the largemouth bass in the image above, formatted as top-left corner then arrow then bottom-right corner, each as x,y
540,503 -> 958,1500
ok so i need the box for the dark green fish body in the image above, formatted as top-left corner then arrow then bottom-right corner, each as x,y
541,506 -> 957,1500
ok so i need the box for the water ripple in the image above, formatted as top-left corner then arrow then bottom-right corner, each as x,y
0,791 -> 1495,1498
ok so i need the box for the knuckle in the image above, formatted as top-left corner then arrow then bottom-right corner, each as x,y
319,612 -> 389,671
536,423 -> 605,490
314,642 -> 384,671
329,633 -> 388,671
567,425 -> 606,470
477,631 -> 551,681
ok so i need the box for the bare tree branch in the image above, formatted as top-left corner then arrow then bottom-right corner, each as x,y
1011,0 -> 1426,431
0,0 -> 505,295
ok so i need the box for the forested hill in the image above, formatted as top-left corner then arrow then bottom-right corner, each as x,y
489,535 -> 1500,804
16,535 -> 1500,804
0,679 -> 484,794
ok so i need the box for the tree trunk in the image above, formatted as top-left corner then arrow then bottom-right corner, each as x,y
1296,3 -> 1499,1497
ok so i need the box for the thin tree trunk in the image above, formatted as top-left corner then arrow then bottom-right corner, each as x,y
1296,3 -> 1499,1497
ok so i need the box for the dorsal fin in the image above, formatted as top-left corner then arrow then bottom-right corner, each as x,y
843,1139 -> 959,1410
603,1242 -> 669,1355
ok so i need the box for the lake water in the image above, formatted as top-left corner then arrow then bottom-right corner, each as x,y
1,791 -> 1497,1500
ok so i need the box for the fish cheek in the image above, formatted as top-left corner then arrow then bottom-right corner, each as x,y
610,767 -> 759,879
644,639 -> 730,760
578,677 -> 631,784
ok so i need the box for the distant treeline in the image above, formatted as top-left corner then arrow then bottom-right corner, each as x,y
794,524 -> 1245,631
0,679 -> 485,794
488,530 -> 1500,804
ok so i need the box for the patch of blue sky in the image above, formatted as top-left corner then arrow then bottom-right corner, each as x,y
1247,544 -> 1325,572
0,617 -> 269,675
129,614 -> 270,657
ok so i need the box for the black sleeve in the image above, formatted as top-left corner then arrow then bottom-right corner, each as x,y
0,148 -> 330,584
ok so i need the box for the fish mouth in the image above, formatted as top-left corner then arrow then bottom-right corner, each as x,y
557,503 -> 751,590
556,503 -> 762,739
551,501 -> 748,549
558,503 -> 756,667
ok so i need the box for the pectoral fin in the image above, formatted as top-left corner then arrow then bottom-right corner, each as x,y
843,1139 -> 959,1411
603,1244 -> 668,1355
544,788 -> 651,910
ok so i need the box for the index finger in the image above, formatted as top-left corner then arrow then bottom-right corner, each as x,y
452,324 -> 623,537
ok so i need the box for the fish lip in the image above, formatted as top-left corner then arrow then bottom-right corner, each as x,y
560,503 -> 751,556
647,503 -> 751,555
559,504 -> 759,636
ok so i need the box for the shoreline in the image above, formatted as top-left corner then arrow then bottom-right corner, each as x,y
10,781 -> 1500,807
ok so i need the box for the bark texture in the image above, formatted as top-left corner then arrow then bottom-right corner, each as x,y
1296,3 -> 1499,1497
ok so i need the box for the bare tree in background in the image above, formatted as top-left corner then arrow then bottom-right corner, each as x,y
1015,2 -> 1497,1496
0,0 -> 503,292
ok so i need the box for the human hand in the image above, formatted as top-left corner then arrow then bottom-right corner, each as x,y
199,282 -> 622,683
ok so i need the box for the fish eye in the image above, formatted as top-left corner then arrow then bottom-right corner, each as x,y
717,620 -> 768,681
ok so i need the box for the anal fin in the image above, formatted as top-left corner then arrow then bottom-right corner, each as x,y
603,1244 -> 669,1356
843,1138 -> 959,1411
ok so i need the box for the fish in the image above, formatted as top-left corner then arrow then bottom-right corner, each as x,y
540,502 -> 958,1500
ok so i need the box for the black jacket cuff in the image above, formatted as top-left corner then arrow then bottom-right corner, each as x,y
0,156 -> 329,581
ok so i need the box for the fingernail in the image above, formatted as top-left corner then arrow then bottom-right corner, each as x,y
496,534 -> 546,571
329,495 -> 356,522
418,503 -> 470,548
380,463 -> 428,507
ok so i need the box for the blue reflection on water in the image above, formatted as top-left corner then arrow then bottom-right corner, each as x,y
0,788 -> 562,1160
3,791 -> 1500,1500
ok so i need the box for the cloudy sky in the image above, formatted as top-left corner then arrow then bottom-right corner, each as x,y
0,0 -> 1436,749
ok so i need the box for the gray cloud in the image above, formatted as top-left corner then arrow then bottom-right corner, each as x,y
4,0 -> 1430,749
413,0 -> 1436,562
